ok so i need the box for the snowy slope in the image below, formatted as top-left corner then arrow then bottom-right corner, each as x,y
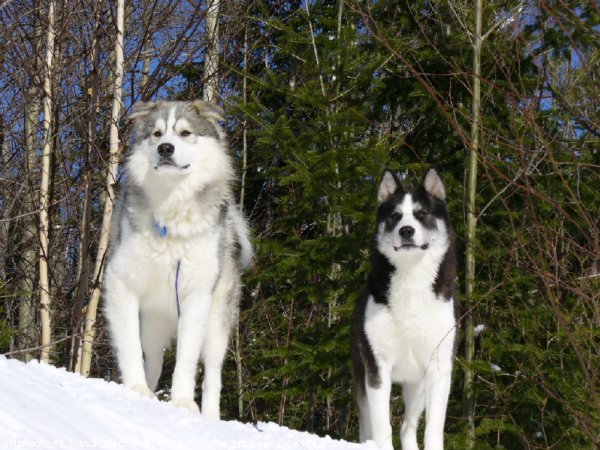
0,358 -> 376,449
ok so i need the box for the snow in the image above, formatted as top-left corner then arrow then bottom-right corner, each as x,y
473,324 -> 486,337
0,358 -> 376,450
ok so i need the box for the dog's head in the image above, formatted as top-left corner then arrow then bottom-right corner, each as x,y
375,168 -> 451,262
126,100 -> 230,184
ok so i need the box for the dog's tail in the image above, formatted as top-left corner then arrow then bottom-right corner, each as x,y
238,222 -> 253,270
230,205 -> 253,269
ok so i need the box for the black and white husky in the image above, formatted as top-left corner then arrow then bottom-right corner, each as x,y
103,100 -> 252,417
351,169 -> 457,450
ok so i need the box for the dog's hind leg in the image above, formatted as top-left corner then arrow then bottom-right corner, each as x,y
200,321 -> 229,419
140,310 -> 175,392
200,274 -> 240,419
401,380 -> 426,450
357,387 -> 373,443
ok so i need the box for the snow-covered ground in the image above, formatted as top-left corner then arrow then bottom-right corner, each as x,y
0,358 -> 376,449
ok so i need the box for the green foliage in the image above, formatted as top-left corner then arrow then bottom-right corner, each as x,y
226,0 -> 396,436
2,0 -> 596,448
0,282 -> 13,353
209,0 -> 600,447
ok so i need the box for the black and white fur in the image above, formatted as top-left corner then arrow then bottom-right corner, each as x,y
351,169 -> 456,450
103,100 -> 252,417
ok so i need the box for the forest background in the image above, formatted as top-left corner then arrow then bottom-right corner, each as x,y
0,1 -> 598,448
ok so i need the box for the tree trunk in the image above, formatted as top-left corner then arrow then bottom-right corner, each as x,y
13,4 -> 45,361
79,0 -> 125,377
38,0 -> 57,363
0,115 -> 9,282
17,83 -> 42,362
71,6 -> 101,372
463,0 -> 482,445
140,4 -> 153,98
202,0 -> 220,103
233,20 -> 249,420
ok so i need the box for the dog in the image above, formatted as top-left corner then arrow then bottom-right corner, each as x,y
351,168 -> 456,450
103,100 -> 252,417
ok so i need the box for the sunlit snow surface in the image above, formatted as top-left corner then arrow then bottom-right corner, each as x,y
0,357 -> 376,450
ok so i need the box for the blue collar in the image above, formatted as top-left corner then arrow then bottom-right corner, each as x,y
153,221 -> 168,238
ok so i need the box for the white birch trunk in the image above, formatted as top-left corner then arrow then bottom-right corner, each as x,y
38,0 -> 56,363
79,0 -> 125,377
202,0 -> 220,103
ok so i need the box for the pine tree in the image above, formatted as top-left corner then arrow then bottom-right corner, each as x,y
231,0 -> 395,436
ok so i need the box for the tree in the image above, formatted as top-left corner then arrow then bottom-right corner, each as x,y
79,0 -> 126,378
14,2 -> 44,361
461,0 -> 529,443
203,0 -> 221,103
0,1 -> 597,447
70,0 -> 102,373
231,0 -> 396,434
38,0 -> 57,363
351,0 -> 599,447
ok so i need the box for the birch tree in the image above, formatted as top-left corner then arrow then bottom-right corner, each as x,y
70,1 -> 102,372
203,0 -> 220,103
14,4 -> 44,361
38,0 -> 56,363
79,0 -> 125,377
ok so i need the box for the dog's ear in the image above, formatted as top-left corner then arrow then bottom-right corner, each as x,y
423,168 -> 446,201
191,100 -> 224,121
129,101 -> 157,121
378,170 -> 402,204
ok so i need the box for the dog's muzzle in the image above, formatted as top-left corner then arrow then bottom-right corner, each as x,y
153,143 -> 190,170
393,226 -> 429,251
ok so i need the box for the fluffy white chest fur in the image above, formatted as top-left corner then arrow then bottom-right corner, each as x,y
109,223 -> 221,314
364,280 -> 456,384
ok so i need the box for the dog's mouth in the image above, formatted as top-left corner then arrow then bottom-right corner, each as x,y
154,158 -> 190,170
393,243 -> 429,252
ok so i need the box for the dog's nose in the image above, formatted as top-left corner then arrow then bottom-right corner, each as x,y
399,226 -> 415,239
157,143 -> 174,158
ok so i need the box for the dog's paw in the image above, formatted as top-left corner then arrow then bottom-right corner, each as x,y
128,384 -> 155,399
201,405 -> 220,420
171,397 -> 200,413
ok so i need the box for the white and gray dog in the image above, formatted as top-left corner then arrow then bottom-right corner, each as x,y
104,100 -> 252,417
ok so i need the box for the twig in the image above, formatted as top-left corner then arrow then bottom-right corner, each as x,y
2,334 -> 77,357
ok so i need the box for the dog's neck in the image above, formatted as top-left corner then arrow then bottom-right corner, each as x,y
382,239 -> 450,291
143,174 -> 232,237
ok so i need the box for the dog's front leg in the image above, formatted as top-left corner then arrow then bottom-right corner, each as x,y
423,369 -> 452,450
104,280 -> 152,398
400,380 -> 426,450
170,292 -> 211,413
365,368 -> 393,450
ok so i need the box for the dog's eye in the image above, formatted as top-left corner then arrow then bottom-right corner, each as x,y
414,210 -> 427,220
153,130 -> 162,138
180,130 -> 192,137
390,212 -> 402,222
